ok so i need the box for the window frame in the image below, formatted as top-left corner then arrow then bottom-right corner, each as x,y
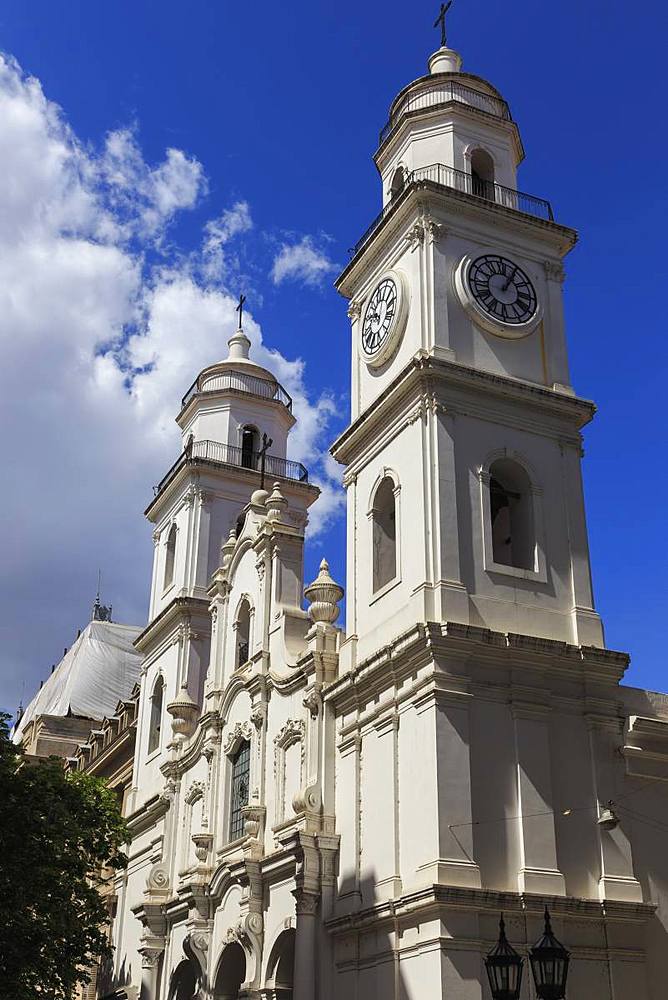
147,675 -> 165,757
368,470 -> 402,602
479,453 -> 547,583
163,523 -> 178,593
228,737 -> 251,843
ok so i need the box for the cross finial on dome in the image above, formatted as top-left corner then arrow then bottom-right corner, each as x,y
235,293 -> 247,330
433,1 -> 453,48
228,293 -> 251,361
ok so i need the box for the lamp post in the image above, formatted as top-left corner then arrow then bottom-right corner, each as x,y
529,907 -> 570,999
485,915 -> 524,1000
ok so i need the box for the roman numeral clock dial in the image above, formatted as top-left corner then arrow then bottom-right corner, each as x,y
455,252 -> 542,339
360,270 -> 409,368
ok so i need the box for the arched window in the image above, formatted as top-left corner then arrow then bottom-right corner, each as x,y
164,524 -> 177,589
470,148 -> 495,201
372,477 -> 397,593
235,599 -> 251,668
489,458 -> 535,570
390,166 -> 406,199
241,426 -> 258,470
229,740 -> 250,841
148,675 -> 164,755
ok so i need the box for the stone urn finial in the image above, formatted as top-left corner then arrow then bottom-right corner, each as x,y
304,558 -> 344,625
167,685 -> 199,745
267,481 -> 288,521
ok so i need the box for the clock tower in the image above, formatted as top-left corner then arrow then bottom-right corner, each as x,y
332,39 -> 604,666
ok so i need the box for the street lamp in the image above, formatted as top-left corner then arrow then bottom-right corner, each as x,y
529,907 -> 570,999
485,915 -> 524,1000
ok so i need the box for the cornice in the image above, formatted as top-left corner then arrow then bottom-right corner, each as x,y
134,597 -> 211,654
325,884 -> 655,936
144,455 -> 319,521
375,98 -> 525,174
126,793 -> 170,837
324,622 -> 629,713
331,355 -> 595,467
336,182 -> 577,292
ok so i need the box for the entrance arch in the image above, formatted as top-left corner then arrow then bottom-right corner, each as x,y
168,959 -> 199,1000
214,942 -> 246,999
265,928 -> 295,999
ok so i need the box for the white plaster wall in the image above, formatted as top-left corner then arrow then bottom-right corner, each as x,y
182,397 -> 290,461
344,420 -> 425,654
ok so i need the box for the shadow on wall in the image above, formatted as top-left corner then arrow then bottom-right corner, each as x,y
165,928 -> 295,1000
334,866 -> 482,1000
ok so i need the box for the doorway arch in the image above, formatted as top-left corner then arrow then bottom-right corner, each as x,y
214,942 -> 246,999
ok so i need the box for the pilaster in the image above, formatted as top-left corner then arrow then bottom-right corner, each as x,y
512,700 -> 566,896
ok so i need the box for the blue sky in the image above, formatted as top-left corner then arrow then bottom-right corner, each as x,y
0,0 -> 666,713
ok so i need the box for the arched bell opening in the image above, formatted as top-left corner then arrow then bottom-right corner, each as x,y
489,458 -> 535,571
241,426 -> 259,470
214,942 -> 247,1000
390,165 -> 406,199
371,476 -> 398,593
470,148 -> 496,201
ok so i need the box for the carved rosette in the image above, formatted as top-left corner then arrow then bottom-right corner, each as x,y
304,559 -> 344,625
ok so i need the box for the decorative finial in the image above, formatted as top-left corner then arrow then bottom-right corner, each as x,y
266,481 -> 288,521
433,1 -> 453,48
92,570 -> 112,622
304,558 -> 344,626
235,293 -> 247,331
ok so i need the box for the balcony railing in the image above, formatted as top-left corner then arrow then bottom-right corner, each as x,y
153,439 -> 309,498
380,80 -> 512,146
348,163 -> 554,258
181,370 -> 293,412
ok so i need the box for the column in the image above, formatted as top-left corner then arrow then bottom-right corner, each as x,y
139,947 -> 163,1000
292,889 -> 319,1000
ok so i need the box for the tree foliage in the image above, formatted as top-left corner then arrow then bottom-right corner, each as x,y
0,713 -> 129,1000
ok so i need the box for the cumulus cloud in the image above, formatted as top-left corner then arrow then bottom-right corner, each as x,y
0,53 -> 343,714
201,201 -> 253,281
271,235 -> 337,287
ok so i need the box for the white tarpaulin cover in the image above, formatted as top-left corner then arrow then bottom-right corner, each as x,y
14,619 -> 143,742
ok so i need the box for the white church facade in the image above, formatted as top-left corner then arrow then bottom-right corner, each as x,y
95,34 -> 668,1000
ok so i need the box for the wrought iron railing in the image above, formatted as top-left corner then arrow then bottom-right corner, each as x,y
153,439 -> 308,498
348,163 -> 554,258
380,80 -> 512,146
181,370 -> 293,412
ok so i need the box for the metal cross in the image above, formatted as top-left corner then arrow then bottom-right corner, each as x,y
258,432 -> 273,489
236,293 -> 247,330
434,1 -> 453,47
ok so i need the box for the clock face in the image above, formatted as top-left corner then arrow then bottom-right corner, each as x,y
468,254 -> 537,326
362,277 -> 398,357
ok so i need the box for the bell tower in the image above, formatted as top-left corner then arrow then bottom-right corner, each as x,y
332,37 -> 604,665
130,318 -> 319,804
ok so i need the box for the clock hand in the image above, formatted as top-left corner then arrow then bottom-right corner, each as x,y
502,265 -> 519,292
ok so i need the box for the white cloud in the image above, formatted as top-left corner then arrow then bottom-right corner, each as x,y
201,201 -> 253,281
0,53 -> 343,715
271,235 -> 337,287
